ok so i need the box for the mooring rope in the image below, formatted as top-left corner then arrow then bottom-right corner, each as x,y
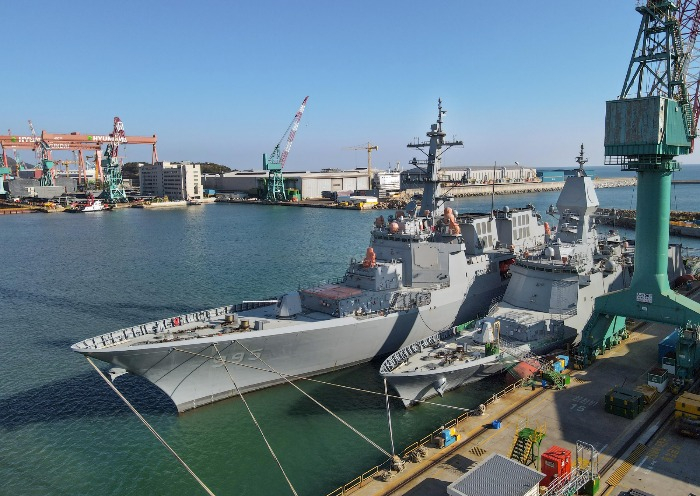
84,357 -> 216,496
211,344 -> 299,496
171,346 -> 473,413
234,340 -> 392,458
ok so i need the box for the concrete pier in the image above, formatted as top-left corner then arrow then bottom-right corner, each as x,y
339,285 -> 700,496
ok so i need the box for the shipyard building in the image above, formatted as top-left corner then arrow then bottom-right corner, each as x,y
401,165 -> 537,185
139,161 -> 202,200
203,168 -> 371,199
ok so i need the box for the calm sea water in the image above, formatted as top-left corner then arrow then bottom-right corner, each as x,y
1,165 -> 699,496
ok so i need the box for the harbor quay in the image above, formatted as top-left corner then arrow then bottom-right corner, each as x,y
340,284 -> 700,496
0,177 -> 638,213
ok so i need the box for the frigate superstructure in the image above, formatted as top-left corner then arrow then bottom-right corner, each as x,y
381,146 -> 639,406
71,100 -> 544,412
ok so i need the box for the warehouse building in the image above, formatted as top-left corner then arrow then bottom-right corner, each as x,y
401,165 -> 537,186
203,168 -> 371,199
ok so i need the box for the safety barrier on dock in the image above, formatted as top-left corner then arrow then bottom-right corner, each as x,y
326,463 -> 393,496
325,376 -> 531,496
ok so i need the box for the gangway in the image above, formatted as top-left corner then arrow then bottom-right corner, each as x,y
509,418 -> 546,467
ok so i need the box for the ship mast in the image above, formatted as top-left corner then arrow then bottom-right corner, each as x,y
407,99 -> 463,219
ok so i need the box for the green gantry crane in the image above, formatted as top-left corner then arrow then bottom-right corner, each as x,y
263,96 -> 308,202
577,1 -> 700,380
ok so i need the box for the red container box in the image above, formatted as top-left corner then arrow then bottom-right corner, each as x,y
540,445 -> 571,487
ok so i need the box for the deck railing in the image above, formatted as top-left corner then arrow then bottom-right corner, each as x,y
71,301 -> 277,350
325,376 -> 530,496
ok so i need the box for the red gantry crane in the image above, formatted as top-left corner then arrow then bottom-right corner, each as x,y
0,118 -> 158,199
677,1 -> 700,148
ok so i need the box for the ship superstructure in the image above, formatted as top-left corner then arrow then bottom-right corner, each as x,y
381,146 -> 643,406
72,101 -> 544,412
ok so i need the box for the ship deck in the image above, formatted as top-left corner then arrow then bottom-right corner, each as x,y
70,302 -> 342,351
388,333 -> 490,376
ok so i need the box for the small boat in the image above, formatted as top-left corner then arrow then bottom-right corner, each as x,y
65,195 -> 106,213
187,200 -> 202,206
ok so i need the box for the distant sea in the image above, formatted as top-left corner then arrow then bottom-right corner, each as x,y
1,165 -> 700,496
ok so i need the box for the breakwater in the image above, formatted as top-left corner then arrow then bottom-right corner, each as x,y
405,177 -> 636,198
597,207 -> 700,237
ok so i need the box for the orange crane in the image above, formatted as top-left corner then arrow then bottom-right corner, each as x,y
0,124 -> 157,191
0,135 -> 101,186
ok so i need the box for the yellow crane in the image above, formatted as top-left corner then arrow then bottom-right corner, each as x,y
345,142 -> 378,184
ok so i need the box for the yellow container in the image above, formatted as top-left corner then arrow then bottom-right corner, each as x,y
675,392 -> 700,418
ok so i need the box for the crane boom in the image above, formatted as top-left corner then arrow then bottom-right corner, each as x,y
677,1 -> 700,145
280,96 -> 308,167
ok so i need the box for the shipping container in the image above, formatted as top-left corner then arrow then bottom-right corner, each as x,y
540,445 -> 571,487
605,403 -> 640,419
647,367 -> 669,392
605,387 -> 644,410
675,392 -> 700,420
658,330 -> 679,365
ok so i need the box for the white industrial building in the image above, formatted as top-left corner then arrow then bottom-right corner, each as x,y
402,165 -> 537,186
203,168 -> 371,199
139,161 -> 202,200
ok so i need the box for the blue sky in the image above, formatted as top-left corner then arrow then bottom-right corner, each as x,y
4,0 -> 697,170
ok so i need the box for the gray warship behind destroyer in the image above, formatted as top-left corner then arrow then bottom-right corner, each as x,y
380,146 -> 686,406
72,100 -> 546,412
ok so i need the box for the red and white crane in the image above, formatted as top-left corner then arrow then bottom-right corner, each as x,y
262,96 -> 309,201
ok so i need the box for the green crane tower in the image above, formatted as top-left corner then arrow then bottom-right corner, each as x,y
99,117 -> 128,203
578,1 -> 700,380
37,139 -> 55,187
263,96 -> 308,202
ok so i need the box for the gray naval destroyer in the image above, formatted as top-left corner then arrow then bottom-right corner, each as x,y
381,145 -> 685,406
71,100 -> 545,412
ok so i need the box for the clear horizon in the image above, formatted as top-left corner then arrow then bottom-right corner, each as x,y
5,1 -> 700,171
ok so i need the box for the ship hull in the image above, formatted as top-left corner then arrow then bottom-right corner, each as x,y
80,280 -> 506,412
385,340 -> 566,407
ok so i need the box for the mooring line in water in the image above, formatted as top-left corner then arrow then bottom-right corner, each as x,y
171,347 -> 475,413
84,357 -> 216,496
211,344 -> 299,496
234,340 -> 392,458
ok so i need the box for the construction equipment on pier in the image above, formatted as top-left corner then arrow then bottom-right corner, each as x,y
263,96 -> 308,202
578,0 -> 700,379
